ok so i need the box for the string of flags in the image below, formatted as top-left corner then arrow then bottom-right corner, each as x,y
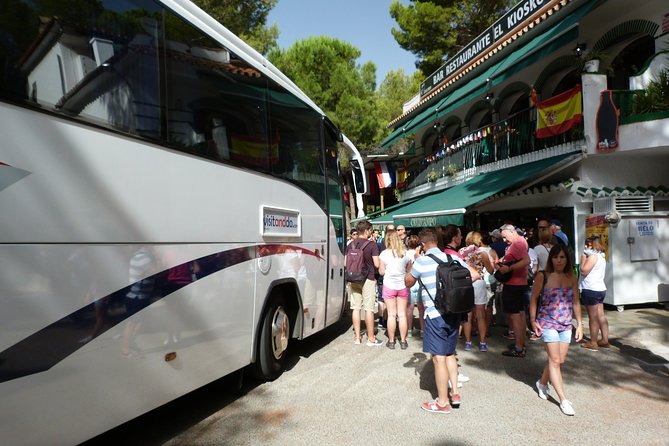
423,127 -> 493,163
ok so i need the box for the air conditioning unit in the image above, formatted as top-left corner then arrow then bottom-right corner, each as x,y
593,196 -> 653,214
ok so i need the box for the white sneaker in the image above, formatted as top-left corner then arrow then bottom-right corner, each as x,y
560,399 -> 575,416
458,373 -> 470,383
535,380 -> 549,400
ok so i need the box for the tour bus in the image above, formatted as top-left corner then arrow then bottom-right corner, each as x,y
0,1 -> 367,444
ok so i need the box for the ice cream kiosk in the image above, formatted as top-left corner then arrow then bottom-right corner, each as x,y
580,210 -> 669,311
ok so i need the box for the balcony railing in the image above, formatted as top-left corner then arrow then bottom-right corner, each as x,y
402,107 -> 584,191
611,89 -> 669,125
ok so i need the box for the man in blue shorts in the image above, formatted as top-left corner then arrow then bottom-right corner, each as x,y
405,228 -> 480,413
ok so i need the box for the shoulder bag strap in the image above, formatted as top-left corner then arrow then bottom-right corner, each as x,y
417,253 -> 442,304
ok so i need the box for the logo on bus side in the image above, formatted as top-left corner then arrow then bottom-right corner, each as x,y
261,206 -> 301,237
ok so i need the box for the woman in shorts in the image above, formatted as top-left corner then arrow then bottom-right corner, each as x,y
460,231 -> 494,352
379,231 -> 411,349
529,244 -> 583,416
579,236 -> 609,350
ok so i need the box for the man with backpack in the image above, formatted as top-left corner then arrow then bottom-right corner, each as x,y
346,220 -> 382,346
405,228 -> 480,413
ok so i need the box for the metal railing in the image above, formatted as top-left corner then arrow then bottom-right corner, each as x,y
402,107 -> 584,190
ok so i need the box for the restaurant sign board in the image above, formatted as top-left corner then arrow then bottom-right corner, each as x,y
420,0 -> 553,98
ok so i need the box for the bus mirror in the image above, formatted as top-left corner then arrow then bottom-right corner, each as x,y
350,158 -> 366,195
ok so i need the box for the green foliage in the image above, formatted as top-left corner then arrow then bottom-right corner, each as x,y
633,70 -> 669,114
390,0 -> 514,75
268,36 -> 379,150
193,0 -> 278,54
376,68 -> 422,139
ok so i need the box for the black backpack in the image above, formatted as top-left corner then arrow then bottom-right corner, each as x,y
345,239 -> 372,283
419,253 -> 474,315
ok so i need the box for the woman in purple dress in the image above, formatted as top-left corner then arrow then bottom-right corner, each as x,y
529,244 -> 583,416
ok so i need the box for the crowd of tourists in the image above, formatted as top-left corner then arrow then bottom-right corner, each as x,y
345,218 -> 609,417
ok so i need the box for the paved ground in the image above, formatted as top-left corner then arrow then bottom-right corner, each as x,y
89,305 -> 668,445
155,304 -> 669,446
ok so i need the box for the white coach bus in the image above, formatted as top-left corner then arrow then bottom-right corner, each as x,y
0,1 -> 366,444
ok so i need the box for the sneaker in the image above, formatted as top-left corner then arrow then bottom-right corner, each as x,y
464,341 -> 472,351
581,342 -> 599,351
457,373 -> 470,383
353,338 -> 361,345
560,399 -> 575,416
386,340 -> 396,349
400,340 -> 409,350
366,338 -> 383,347
529,332 -> 541,341
479,342 -> 488,352
535,380 -> 550,400
450,393 -> 461,409
503,330 -> 515,340
502,347 -> 526,358
421,399 -> 452,414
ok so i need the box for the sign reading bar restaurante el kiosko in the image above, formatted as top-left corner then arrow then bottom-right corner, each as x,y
420,0 -> 555,98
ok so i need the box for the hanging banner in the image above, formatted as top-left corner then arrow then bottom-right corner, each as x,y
375,162 -> 394,189
396,167 -> 407,189
536,84 -> 583,138
585,214 -> 609,260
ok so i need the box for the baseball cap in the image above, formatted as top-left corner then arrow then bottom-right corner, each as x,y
491,229 -> 501,238
515,227 -> 525,236
550,219 -> 562,228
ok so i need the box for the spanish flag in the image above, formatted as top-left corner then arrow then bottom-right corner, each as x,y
396,167 -> 407,189
230,133 -> 279,169
536,85 -> 583,138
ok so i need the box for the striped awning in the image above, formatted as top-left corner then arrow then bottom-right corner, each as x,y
576,185 -> 669,198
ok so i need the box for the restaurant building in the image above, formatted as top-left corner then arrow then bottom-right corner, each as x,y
363,0 -> 669,307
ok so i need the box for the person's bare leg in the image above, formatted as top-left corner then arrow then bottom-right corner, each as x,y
585,304 -> 599,343
545,342 -> 569,401
432,355 -> 450,406
386,298 -> 398,342
597,304 -> 610,344
352,309 -> 361,341
475,304 -> 487,343
509,312 -> 526,349
397,298 -> 409,342
365,310 -> 377,341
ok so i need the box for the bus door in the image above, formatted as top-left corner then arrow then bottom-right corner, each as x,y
324,125 -> 346,327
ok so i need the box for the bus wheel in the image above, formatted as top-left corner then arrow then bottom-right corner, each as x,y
255,297 -> 290,380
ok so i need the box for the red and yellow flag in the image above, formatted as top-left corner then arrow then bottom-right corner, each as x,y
230,133 -> 279,169
396,167 -> 407,189
536,85 -> 583,138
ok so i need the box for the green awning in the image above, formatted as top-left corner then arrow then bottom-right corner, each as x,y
392,152 -> 580,227
381,0 -> 596,149
352,198 -> 419,225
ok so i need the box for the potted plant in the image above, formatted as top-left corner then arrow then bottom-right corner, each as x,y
446,163 -> 458,177
633,69 -> 669,114
579,49 -> 608,73
427,169 -> 439,182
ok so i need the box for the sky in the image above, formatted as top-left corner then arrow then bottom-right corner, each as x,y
267,0 -> 417,87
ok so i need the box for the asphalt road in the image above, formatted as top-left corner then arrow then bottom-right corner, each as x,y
87,305 -> 669,446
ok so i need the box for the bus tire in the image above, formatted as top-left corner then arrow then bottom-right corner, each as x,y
254,297 -> 290,381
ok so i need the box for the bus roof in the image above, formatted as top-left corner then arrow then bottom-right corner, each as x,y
162,0 -> 326,117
